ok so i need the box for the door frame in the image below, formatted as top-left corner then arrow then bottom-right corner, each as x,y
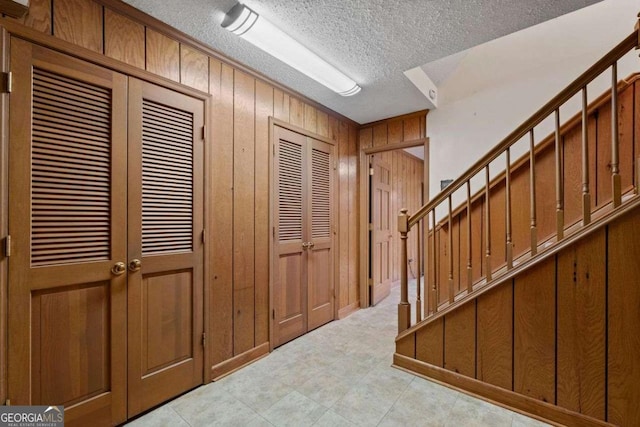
0,21 -> 213,408
358,137 -> 429,308
268,117 -> 338,352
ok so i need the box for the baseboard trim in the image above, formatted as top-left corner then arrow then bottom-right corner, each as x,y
338,301 -> 360,319
211,342 -> 270,381
392,354 -> 612,427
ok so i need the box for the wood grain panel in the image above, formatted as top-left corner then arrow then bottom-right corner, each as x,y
510,164 -> 532,258
146,28 -> 179,82
316,110 -> 328,137
180,45 -> 209,93
636,82 -> 640,188
289,97 -> 304,127
514,257 -> 555,404
15,0 -> 51,33
348,125 -> 359,306
254,80 -> 272,346
489,181 -> 506,273
451,215 -> 461,294
359,127 -> 372,150
557,229 -> 605,420
304,103 -> 317,134
396,334 -> 415,359
436,225 -> 448,304
477,282 -> 513,390
33,283 -> 109,406
416,317 -> 444,367
373,123 -> 387,147
444,300 -> 476,378
209,60 -> 234,365
471,198 -> 484,283
104,8 -> 145,69
53,0 -> 102,53
608,212 -> 640,426
403,116 -> 422,140
273,89 -> 290,122
233,70 -> 255,355
534,145 -> 557,241
338,121 -> 349,309
143,271 -> 192,375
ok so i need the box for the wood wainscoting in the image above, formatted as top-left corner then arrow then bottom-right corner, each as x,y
395,200 -> 640,426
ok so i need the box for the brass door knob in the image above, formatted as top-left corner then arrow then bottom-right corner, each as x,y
129,259 -> 142,272
308,242 -> 315,248
111,262 -> 126,275
302,242 -> 310,249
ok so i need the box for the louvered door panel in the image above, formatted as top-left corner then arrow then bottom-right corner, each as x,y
278,140 -> 303,242
141,100 -> 194,255
311,148 -> 331,239
31,68 -> 111,266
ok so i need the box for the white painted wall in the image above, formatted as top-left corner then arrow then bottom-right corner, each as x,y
426,0 -> 639,215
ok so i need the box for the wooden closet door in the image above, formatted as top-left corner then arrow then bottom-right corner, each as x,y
8,39 -> 128,426
126,79 -> 204,417
371,155 -> 392,305
306,138 -> 335,331
272,127 -> 308,347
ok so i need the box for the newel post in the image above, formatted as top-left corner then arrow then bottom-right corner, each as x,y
398,208 -> 411,333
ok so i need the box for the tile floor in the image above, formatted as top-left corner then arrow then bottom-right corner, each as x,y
127,283 -> 550,427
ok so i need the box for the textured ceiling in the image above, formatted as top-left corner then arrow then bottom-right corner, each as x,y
121,0 -> 602,124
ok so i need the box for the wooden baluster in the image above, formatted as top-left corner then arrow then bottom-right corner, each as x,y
432,209 -> 438,313
466,180 -> 473,292
582,86 -> 591,225
505,148 -> 513,269
448,195 -> 454,303
415,220 -> 422,323
529,129 -> 537,256
485,165 -> 492,281
398,208 -> 410,333
555,109 -> 564,240
611,62 -> 622,208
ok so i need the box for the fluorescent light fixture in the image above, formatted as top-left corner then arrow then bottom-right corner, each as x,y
222,3 -> 361,96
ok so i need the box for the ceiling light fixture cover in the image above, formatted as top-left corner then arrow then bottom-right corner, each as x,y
222,3 -> 361,97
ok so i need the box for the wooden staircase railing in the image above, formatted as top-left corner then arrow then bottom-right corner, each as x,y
397,20 -> 640,334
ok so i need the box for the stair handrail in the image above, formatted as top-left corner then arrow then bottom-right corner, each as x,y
398,22 -> 640,333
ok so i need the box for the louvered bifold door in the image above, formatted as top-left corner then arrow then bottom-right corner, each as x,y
306,138 -> 335,330
126,79 -> 204,417
8,40 -> 128,426
273,127 -> 308,347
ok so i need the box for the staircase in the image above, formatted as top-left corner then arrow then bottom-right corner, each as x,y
393,20 -> 640,427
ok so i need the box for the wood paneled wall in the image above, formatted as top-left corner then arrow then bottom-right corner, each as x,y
4,0 -> 360,379
396,201 -> 640,426
359,112 -> 427,284
425,75 -> 639,306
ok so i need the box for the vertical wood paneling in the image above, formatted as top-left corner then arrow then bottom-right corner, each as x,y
416,317 -> 443,367
608,213 -> 640,426
53,0 -> 102,53
209,60 -> 234,364
489,182 -> 506,273
338,120 -> 349,309
273,89 -> 290,122
316,111 -> 328,138
348,125 -> 359,305
373,123 -> 387,147
104,8 -> 145,69
359,128 -> 372,150
534,146 -> 557,241
254,80 -> 273,346
289,97 -> 304,128
16,0 -> 51,33
180,45 -> 209,93
477,283 -> 513,390
471,198 -> 484,282
233,71 -> 256,355
396,334 -> 415,359
444,300 -> 476,378
514,257 -> 555,403
146,28 -> 180,82
304,103 -> 317,134
635,82 -> 640,188
510,165 -> 532,258
557,229 -> 606,420
403,116 -> 422,140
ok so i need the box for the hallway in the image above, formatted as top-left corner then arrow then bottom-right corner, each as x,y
128,283 -> 549,426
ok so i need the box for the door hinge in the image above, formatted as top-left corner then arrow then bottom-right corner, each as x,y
201,332 -> 206,348
4,235 -> 11,257
368,223 -> 373,231
334,161 -> 337,170
369,167 -> 374,176
201,230 -> 206,243
368,278 -> 373,287
201,126 -> 206,140
4,399 -> 10,406
1,72 -> 11,93
272,309 -> 275,319
272,226 -> 275,238
273,145 -> 276,156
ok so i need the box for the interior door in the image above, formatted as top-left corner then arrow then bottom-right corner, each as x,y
8,39 -> 128,426
272,127 -> 308,347
307,138 -> 335,331
126,79 -> 205,416
371,155 -> 392,305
